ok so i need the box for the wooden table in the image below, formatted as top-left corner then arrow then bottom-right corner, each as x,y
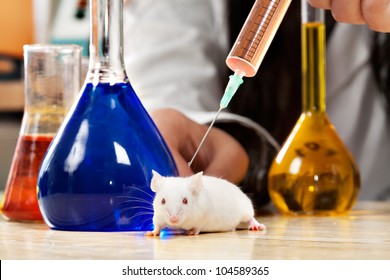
1,201 -> 390,260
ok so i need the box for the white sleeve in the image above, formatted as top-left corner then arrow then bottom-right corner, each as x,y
123,0 -> 228,113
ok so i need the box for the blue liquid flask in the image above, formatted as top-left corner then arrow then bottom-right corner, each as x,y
37,0 -> 178,231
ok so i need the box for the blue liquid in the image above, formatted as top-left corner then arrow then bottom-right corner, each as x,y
37,82 -> 178,231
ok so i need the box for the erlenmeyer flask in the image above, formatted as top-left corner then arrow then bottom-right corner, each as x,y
37,0 -> 178,231
1,44 -> 81,222
267,1 -> 360,215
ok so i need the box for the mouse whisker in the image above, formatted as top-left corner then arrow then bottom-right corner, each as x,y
124,186 -> 155,199
117,197 -> 153,205
138,219 -> 154,230
141,217 -> 154,225
120,211 -> 153,218
125,211 -> 154,221
119,206 -> 154,213
117,195 -> 153,201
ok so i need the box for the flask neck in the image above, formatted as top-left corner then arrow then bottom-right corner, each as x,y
87,0 -> 128,84
301,1 -> 326,114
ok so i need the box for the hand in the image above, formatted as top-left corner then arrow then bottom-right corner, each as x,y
150,108 -> 249,184
308,0 -> 390,32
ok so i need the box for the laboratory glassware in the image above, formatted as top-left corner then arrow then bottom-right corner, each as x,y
37,0 -> 178,231
189,0 -> 292,166
1,44 -> 81,221
267,1 -> 360,215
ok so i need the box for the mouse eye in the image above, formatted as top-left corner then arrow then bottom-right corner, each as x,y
182,198 -> 188,205
161,198 -> 166,205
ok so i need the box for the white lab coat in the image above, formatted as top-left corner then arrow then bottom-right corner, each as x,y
123,0 -> 390,200
327,24 -> 390,200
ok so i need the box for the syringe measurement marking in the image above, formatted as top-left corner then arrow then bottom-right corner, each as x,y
238,0 -> 280,60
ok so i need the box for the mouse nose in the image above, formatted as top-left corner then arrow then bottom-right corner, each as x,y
169,215 -> 179,224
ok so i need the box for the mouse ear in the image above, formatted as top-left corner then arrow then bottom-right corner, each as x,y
190,171 -> 203,196
150,170 -> 162,192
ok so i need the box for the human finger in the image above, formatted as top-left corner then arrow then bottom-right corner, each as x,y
180,120 -> 249,183
361,0 -> 390,32
150,108 -> 248,183
309,0 -> 365,24
307,0 -> 331,9
330,0 -> 365,25
168,147 -> 194,177
308,0 -> 390,32
200,128 -> 249,184
149,108 -> 194,176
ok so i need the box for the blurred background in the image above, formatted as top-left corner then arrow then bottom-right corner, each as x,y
0,0 -> 88,190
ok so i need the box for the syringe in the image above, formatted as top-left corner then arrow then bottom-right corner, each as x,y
188,0 -> 292,167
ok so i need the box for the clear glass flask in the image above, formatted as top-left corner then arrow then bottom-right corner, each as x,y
267,1 -> 360,215
1,44 -> 81,221
37,0 -> 178,231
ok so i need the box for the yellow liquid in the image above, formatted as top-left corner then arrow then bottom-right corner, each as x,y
301,22 -> 326,113
268,112 -> 360,215
267,22 -> 360,215
23,107 -> 71,135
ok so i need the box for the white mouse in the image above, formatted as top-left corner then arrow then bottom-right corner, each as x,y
145,171 -> 266,237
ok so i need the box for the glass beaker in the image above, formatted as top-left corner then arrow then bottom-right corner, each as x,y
267,1 -> 360,215
1,44 -> 82,221
37,0 -> 178,231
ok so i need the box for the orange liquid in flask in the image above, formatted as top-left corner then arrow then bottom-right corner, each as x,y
2,135 -> 53,221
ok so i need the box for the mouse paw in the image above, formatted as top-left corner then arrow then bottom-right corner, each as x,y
185,228 -> 200,235
248,217 -> 266,231
145,230 -> 160,237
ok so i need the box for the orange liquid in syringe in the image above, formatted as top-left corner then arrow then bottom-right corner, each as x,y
1,134 -> 53,221
226,0 -> 292,77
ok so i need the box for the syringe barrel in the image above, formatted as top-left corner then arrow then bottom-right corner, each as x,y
226,0 -> 292,77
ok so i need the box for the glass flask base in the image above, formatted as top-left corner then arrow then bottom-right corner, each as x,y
37,82 -> 177,231
269,172 -> 359,216
2,135 -> 53,222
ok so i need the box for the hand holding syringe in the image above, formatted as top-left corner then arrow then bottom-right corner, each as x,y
188,0 -> 292,167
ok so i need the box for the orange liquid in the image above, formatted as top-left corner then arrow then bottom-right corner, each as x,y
1,134 -> 53,221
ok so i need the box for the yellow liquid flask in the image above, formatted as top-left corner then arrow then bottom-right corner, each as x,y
267,1 -> 360,215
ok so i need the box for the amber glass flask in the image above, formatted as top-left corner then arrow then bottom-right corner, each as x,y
267,1 -> 360,215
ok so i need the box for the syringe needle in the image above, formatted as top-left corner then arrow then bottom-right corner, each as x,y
188,107 -> 223,167
188,71 -> 244,168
